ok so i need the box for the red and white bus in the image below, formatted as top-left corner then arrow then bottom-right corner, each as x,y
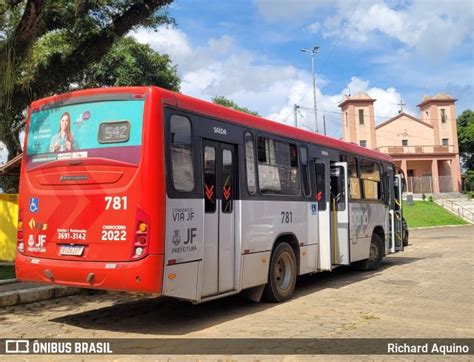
16,86 -> 406,303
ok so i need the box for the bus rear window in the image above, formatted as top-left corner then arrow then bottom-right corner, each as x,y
26,99 -> 145,169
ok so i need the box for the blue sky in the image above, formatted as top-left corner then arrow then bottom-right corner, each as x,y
1,0 -> 472,165
133,0 -> 474,137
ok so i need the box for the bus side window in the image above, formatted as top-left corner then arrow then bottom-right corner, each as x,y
360,159 -> 381,200
381,165 -> 389,205
244,132 -> 257,195
257,137 -> 300,195
300,146 -> 311,197
222,149 -> 233,213
204,146 -> 216,213
170,115 -> 194,192
383,171 -> 390,206
330,166 -> 346,211
315,163 -> 327,211
347,156 -> 361,199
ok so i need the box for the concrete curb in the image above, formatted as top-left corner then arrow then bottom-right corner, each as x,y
0,278 -> 17,285
410,224 -> 472,230
0,285 -> 83,308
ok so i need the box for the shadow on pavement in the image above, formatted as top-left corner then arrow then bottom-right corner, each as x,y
294,255 -> 422,298
52,294 -> 268,335
49,255 -> 422,335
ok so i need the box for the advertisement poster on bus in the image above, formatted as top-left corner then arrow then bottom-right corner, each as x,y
26,99 -> 145,169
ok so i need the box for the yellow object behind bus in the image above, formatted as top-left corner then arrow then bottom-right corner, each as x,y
0,194 -> 18,262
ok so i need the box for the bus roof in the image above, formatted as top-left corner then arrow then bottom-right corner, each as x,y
166,89 -> 393,164
29,86 -> 394,163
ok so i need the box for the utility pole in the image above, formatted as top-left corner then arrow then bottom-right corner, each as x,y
293,104 -> 299,128
301,46 -> 319,133
323,115 -> 327,136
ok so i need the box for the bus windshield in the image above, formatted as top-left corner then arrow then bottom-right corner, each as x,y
26,99 -> 145,170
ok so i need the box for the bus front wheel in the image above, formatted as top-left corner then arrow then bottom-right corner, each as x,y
263,242 -> 297,303
354,233 -> 384,271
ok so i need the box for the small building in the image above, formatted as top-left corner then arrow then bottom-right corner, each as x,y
339,92 -> 461,193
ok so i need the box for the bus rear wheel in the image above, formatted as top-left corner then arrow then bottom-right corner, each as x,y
402,217 -> 409,246
354,233 -> 384,271
263,242 -> 297,303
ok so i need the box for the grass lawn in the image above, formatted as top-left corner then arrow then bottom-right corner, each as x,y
403,200 -> 468,228
0,264 -> 15,280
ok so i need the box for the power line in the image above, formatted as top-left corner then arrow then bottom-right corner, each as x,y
297,106 -> 448,144
284,1 -> 361,122
297,104 -> 451,123
317,0 -> 361,76
317,112 -> 438,144
321,113 -> 407,144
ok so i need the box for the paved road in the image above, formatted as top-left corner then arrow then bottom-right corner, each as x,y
1,225 -> 472,358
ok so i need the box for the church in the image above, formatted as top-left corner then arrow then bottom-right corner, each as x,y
339,92 -> 461,193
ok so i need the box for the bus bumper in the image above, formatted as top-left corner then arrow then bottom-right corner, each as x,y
15,253 -> 164,293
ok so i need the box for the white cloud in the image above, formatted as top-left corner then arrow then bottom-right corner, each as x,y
0,132 -> 24,166
341,76 -> 413,120
255,0 -> 473,60
0,142 -> 7,165
306,22 -> 320,34
132,26 -> 312,117
322,0 -> 474,60
253,0 -> 332,22
132,27 -> 411,139
133,27 -> 192,61
267,76 -> 409,138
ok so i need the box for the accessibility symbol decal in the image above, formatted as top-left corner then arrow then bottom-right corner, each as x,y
29,198 -> 39,213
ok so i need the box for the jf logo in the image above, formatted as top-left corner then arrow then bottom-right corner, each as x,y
29,197 -> 39,213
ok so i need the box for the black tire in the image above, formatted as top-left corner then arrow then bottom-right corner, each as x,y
354,233 -> 384,271
402,217 -> 409,246
263,242 -> 297,302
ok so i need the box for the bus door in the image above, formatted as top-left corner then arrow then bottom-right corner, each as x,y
330,162 -> 350,265
315,160 -> 331,271
389,174 -> 404,252
201,140 -> 237,297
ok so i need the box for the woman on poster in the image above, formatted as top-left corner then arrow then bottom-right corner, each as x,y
49,112 -> 77,152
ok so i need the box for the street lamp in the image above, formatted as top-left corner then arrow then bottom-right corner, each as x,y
300,46 -> 319,133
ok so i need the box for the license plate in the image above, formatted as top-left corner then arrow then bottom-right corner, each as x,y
59,245 -> 85,256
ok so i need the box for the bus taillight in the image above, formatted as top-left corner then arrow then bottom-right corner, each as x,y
17,218 -> 24,253
133,224 -> 148,258
138,222 -> 148,233
132,208 -> 150,260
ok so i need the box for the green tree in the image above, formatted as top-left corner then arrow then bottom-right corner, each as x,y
212,96 -> 260,116
0,0 -> 175,161
82,37 -> 179,90
457,109 -> 474,170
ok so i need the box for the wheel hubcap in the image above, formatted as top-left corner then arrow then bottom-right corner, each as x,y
275,252 -> 292,291
369,242 -> 378,262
